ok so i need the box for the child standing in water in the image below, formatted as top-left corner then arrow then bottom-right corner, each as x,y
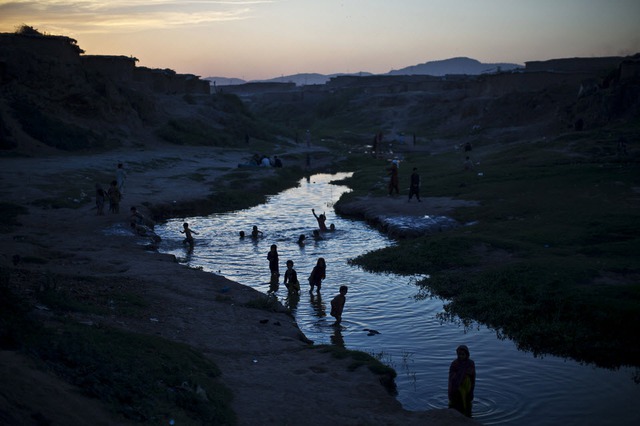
308,257 -> 326,293
180,222 -> 199,249
284,259 -> 300,293
330,285 -> 348,325
267,244 -> 279,281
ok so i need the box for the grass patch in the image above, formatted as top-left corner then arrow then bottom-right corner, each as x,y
315,345 -> 397,394
33,323 -> 236,424
243,295 -> 282,312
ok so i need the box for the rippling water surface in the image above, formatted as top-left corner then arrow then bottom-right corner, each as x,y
155,173 -> 639,425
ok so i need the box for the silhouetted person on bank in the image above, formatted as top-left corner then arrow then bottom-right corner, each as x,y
107,180 -> 121,213
95,183 -> 106,215
408,167 -> 421,202
388,161 -> 399,196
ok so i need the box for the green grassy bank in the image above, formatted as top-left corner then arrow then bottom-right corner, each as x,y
336,127 -> 640,370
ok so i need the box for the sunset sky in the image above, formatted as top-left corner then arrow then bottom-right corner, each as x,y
1,0 -> 638,80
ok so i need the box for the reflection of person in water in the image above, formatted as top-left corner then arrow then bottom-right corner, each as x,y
309,292 -> 325,318
312,208 -> 328,231
448,345 -> 476,418
330,325 -> 345,347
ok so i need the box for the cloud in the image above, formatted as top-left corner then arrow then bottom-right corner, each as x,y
0,0 -> 273,34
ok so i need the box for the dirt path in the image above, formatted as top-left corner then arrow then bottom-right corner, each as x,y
0,145 -> 475,425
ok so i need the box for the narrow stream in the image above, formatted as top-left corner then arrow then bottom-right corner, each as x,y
155,172 -> 639,425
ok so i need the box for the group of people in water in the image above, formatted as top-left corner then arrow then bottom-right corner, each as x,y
183,208 -> 348,326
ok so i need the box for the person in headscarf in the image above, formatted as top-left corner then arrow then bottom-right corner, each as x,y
448,344 -> 476,417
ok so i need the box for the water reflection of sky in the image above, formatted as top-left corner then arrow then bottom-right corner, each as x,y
155,173 -> 640,426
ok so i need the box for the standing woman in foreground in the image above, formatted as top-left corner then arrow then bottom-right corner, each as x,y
448,344 -> 476,417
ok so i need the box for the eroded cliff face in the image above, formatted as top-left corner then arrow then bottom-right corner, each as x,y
0,32 -> 218,154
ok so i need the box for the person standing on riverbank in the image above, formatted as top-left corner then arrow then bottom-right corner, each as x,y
107,180 -> 121,213
308,257 -> 326,293
95,183 -> 106,215
330,285 -> 348,326
408,167 -> 421,202
388,161 -> 399,196
448,344 -> 476,418
116,163 -> 126,196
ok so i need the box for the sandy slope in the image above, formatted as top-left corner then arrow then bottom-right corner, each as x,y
0,145 -> 475,425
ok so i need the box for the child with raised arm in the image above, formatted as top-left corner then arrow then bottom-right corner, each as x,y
312,208 -> 328,231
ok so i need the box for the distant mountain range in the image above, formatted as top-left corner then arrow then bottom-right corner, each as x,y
205,57 -> 522,86
387,56 -> 522,76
